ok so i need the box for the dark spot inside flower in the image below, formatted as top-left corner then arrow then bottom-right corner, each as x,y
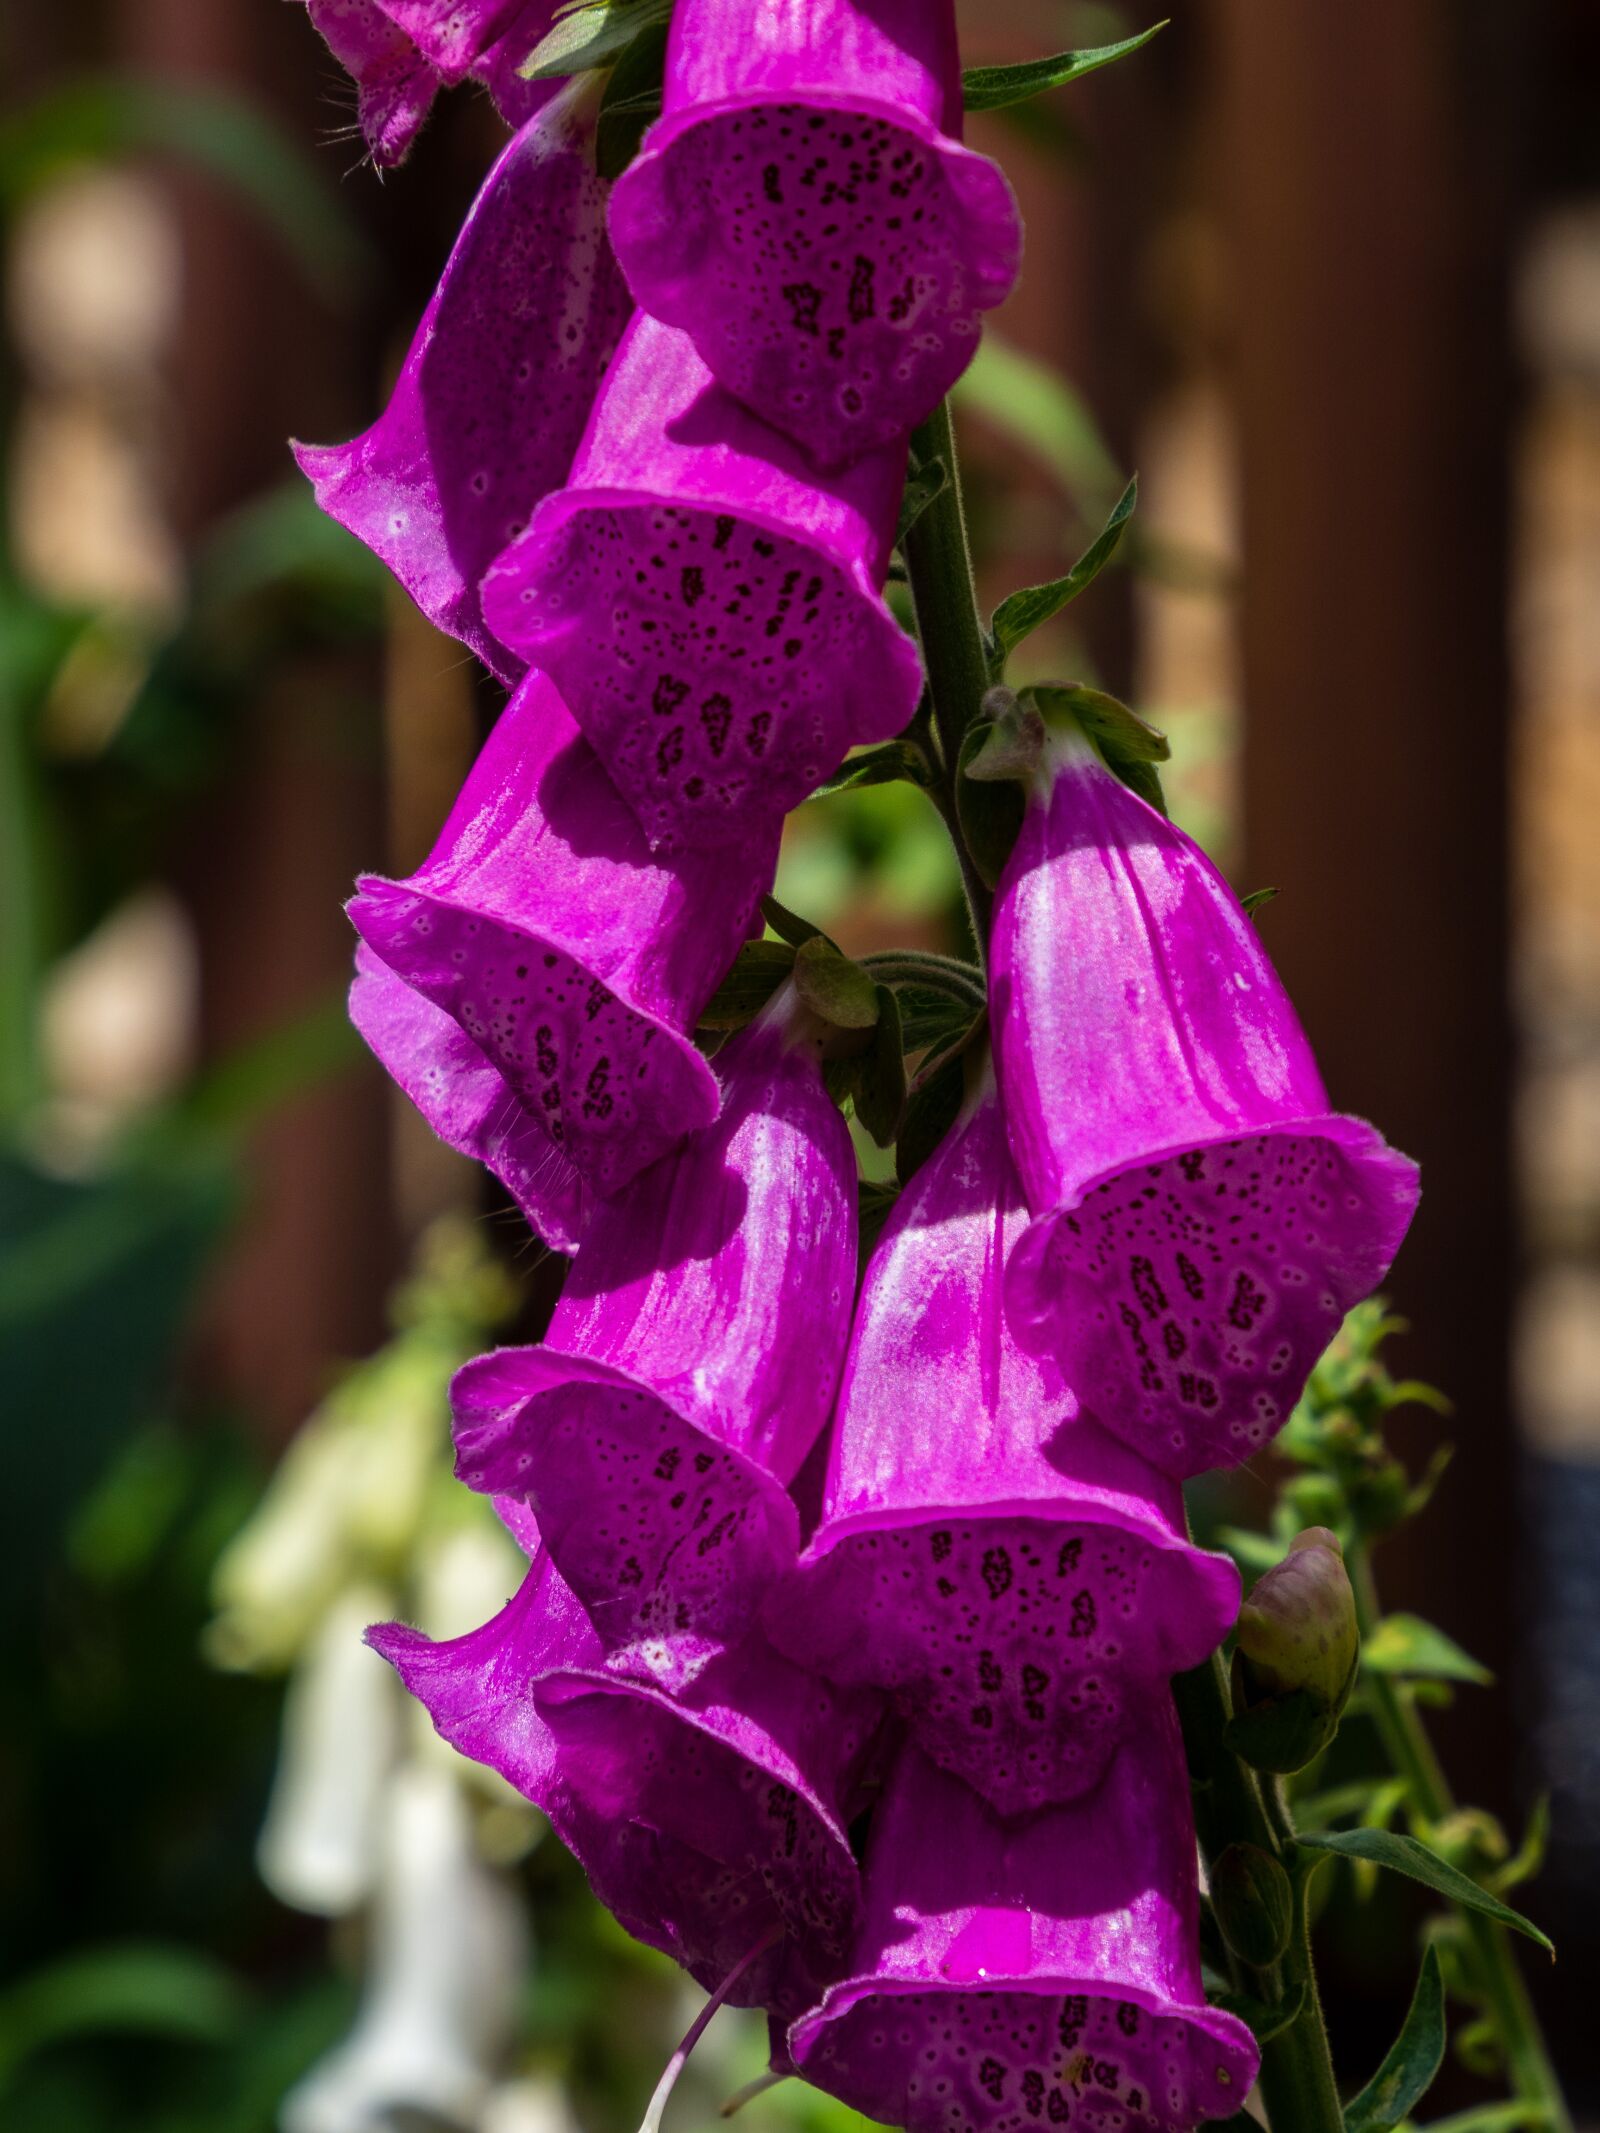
1117,2003 -> 1140,2037
762,162 -> 782,203
654,1447 -> 681,1481
783,279 -> 822,336
930,1531 -> 952,1563
1057,1538 -> 1082,1576
982,1546 -> 1013,1599
653,673 -> 688,717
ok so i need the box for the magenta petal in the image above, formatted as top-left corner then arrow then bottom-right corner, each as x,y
992,726 -> 1420,1477
608,0 -> 1020,466
451,1008 -> 857,1682
295,91 -> 629,682
472,0 -> 567,127
480,313 -> 923,848
371,0 -> 525,81
350,939 -> 586,1250
349,671 -> 771,1213
304,0 -> 438,165
776,1081 -> 1238,1814
790,1717 -> 1259,2133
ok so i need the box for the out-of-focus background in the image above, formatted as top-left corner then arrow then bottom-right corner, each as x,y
3,1 -> 1597,2128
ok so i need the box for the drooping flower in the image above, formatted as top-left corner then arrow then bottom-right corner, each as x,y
480,313 -> 922,849
607,0 -> 1022,467
449,996 -> 858,1685
371,1538 -> 883,2018
296,83 -> 630,683
992,714 -> 1420,1477
790,1711 -> 1259,2133
349,670 -> 778,1239
299,0 -> 561,168
773,1073 -> 1239,1816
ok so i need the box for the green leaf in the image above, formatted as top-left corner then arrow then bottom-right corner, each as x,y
1208,1980 -> 1306,2047
761,893 -> 825,949
854,987 -> 907,1149
1490,1795 -> 1550,1897
990,477 -> 1137,661
897,457 -> 949,542
793,938 -> 879,1033
956,722 -> 1026,888
1415,2105 -> 1556,2132
1344,1945 -> 1447,2133
812,740 -> 932,797
1241,885 -> 1279,918
1297,1831 -> 1554,1954
520,0 -> 672,80
858,1179 -> 900,1260
961,24 -> 1169,113
697,941 -> 797,1032
595,18 -> 667,176
1363,1614 -> 1493,1688
895,986 -> 978,1054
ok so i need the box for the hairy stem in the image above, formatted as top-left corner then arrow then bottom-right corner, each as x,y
860,950 -> 986,1005
1348,1547 -> 1572,2133
1174,1649 -> 1346,2133
903,399 -> 996,956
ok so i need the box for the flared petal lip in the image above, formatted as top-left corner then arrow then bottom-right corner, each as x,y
1012,1107 -> 1421,1291
790,1974 -> 1259,2088
451,1343 -> 804,1559
615,89 -> 1023,310
487,489 -> 923,749
349,873 -> 723,1139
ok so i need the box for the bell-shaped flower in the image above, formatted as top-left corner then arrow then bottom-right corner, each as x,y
371,1539 -> 882,2019
300,0 -> 560,167
349,671 -> 778,1245
449,996 -> 857,1684
790,1711 -> 1259,2133
295,84 -> 629,683
607,0 -> 1021,467
480,313 -> 923,849
774,1074 -> 1238,1815
992,715 -> 1420,1477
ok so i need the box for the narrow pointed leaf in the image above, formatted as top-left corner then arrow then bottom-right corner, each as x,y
1490,1795 -> 1550,1896
962,25 -> 1169,113
812,740 -> 932,797
761,893 -> 824,949
1363,1614 -> 1493,1687
990,477 -> 1138,659
1298,1831 -> 1553,1953
1241,886 -> 1280,918
1343,1945 -> 1447,2133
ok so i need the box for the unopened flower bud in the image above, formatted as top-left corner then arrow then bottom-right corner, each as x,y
1226,1528 -> 1359,1774
1209,1843 -> 1294,1968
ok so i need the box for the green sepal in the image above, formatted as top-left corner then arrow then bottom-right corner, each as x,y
696,941 -> 797,1032
760,893 -> 825,949
854,986 -> 907,1149
594,18 -> 666,177
1343,1944 -> 1447,2133
1240,885 -> 1279,918
792,937 -> 880,1034
961,24 -> 1168,113
897,457 -> 948,543
989,476 -> 1137,663
1022,681 -> 1170,814
897,1046 -> 967,1188
1209,1843 -> 1294,1968
1207,1980 -> 1307,2049
1363,1613 -> 1493,1687
811,739 -> 932,798
895,987 -> 978,1054
1226,1675 -> 1354,1777
519,0 -> 673,80
1297,1829 -> 1554,1954
956,722 -> 1026,888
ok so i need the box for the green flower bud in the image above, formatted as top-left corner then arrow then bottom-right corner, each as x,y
1210,1843 -> 1294,1968
1226,1528 -> 1359,1775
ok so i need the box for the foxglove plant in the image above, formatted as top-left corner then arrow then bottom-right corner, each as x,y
349,669 -> 777,1241
607,0 -> 1022,466
480,312 -> 922,848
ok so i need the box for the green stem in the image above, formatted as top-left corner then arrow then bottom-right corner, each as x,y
1174,1649 -> 1346,2133
902,399 -> 995,956
860,950 -> 986,1005
1348,1549 -> 1572,2133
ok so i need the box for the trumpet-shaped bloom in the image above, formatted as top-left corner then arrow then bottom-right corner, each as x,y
480,313 -> 922,848
450,1002 -> 857,1684
790,1715 -> 1259,2133
296,88 -> 630,682
992,721 -> 1419,1477
774,1079 -> 1238,1815
371,1543 -> 880,2017
301,0 -> 560,166
349,672 -> 777,1233
608,0 -> 1021,466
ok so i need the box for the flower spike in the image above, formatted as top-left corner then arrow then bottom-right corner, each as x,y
481,312 -> 923,848
450,997 -> 858,1684
295,83 -> 630,682
992,714 -> 1419,1477
349,671 -> 777,1237
608,0 -> 1022,467
775,1072 -> 1239,1814
790,1711 -> 1259,2133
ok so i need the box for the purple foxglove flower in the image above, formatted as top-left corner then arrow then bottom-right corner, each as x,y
299,0 -> 560,166
295,85 -> 630,682
450,999 -> 857,1684
993,718 -> 1420,1478
790,1712 -> 1259,2133
349,670 -> 777,1234
480,313 -> 923,848
775,1076 -> 1240,1815
607,0 -> 1022,467
371,1541 -> 881,2017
